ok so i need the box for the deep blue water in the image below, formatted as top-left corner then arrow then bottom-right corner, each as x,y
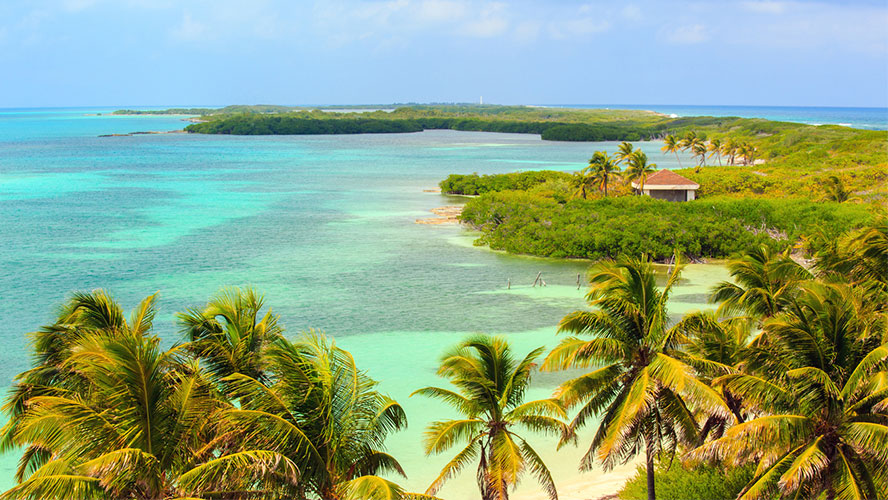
546,104 -> 888,130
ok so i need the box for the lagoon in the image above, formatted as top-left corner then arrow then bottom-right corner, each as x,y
0,109 -> 725,497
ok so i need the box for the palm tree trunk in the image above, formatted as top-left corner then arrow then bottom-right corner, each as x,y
646,437 -> 656,500
673,152 -> 682,168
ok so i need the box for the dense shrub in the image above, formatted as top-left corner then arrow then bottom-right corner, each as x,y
618,463 -> 755,500
439,171 -> 573,195
459,192 -> 872,261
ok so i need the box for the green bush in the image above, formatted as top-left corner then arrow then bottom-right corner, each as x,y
459,192 -> 872,261
618,463 -> 755,500
439,171 -> 573,195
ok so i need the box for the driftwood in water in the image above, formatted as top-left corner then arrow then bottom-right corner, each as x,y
532,272 -> 542,287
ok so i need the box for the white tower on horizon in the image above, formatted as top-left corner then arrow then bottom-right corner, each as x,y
480,96 -> 483,105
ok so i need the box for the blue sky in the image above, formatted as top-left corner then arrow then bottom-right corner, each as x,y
1,0 -> 886,107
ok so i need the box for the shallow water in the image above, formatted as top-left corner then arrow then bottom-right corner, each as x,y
0,109 -> 726,497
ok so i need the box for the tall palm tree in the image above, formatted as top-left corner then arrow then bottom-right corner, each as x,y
692,142 -> 707,169
673,311 -> 753,441
542,257 -> 729,500
738,142 -> 756,166
690,282 -> 888,499
178,287 -> 284,387
624,150 -> 657,195
224,332 -> 421,500
1,290 -> 158,481
710,246 -> 812,321
721,138 -> 738,166
570,170 -> 595,200
706,138 -> 723,166
2,293 -> 296,500
661,134 -> 683,168
615,141 -> 636,166
414,335 -> 567,500
679,131 -> 697,152
587,151 -> 620,197
813,219 -> 888,308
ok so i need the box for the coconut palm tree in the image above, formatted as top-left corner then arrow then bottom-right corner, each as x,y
673,311 -> 753,441
570,170 -> 595,200
738,142 -> 757,166
721,138 -> 738,166
624,151 -> 657,195
692,142 -> 707,169
543,256 -> 730,500
224,332 -> 422,500
414,335 -> 567,500
710,246 -> 812,321
178,287 -> 284,388
813,219 -> 888,308
587,151 -> 621,197
661,134 -> 683,168
1,290 -> 159,481
679,131 -> 697,152
706,138 -> 723,166
2,293 -> 297,500
689,282 -> 888,500
614,141 -> 636,166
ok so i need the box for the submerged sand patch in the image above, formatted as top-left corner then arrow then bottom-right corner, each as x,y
415,205 -> 463,225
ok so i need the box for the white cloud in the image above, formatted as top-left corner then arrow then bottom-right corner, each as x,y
621,4 -> 641,20
458,2 -> 508,37
512,20 -> 540,42
171,12 -> 209,41
741,1 -> 788,15
416,0 -> 467,22
663,24 -> 708,44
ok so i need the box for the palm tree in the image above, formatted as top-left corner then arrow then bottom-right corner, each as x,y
570,170 -> 595,200
689,282 -> 888,499
710,246 -> 812,320
813,218 -> 888,308
615,141 -> 635,166
2,293 -> 296,500
692,142 -> 707,169
225,332 -> 422,500
673,311 -> 753,441
178,287 -> 283,388
721,138 -> 738,166
624,151 -> 657,195
706,138 -> 723,166
661,134 -> 683,168
414,335 -> 567,500
679,131 -> 697,152
1,290 -> 158,481
587,151 -> 621,197
542,257 -> 729,500
738,142 -> 757,166
823,175 -> 850,203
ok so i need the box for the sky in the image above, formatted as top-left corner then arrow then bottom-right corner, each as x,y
1,0 -> 887,107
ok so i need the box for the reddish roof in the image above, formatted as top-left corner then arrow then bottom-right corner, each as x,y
642,169 -> 699,188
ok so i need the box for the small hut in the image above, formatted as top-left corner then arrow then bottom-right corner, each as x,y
632,169 -> 699,202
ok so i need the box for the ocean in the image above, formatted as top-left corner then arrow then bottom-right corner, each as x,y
0,104 -> 862,497
546,104 -> 888,131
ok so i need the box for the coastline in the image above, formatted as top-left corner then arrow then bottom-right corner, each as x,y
513,462 -> 639,500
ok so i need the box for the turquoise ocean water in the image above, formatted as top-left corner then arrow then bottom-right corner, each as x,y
0,107 -> 745,497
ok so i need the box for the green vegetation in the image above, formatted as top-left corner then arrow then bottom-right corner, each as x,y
459,192 -> 871,260
449,122 -> 885,261
2,221 -> 886,500
618,464 -> 755,500
439,170 -> 571,196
